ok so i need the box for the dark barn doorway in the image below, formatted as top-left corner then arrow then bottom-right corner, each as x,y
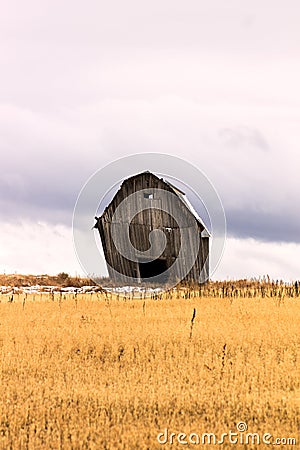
138,258 -> 168,283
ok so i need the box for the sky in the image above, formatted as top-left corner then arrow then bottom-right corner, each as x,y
0,0 -> 300,281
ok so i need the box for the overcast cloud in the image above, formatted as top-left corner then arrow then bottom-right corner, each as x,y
0,0 -> 299,279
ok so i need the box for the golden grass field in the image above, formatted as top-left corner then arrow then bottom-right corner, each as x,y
0,288 -> 299,449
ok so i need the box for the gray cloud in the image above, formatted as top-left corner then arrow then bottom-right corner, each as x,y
218,127 -> 269,152
0,0 -> 300,252
0,99 -> 300,245
226,209 -> 300,243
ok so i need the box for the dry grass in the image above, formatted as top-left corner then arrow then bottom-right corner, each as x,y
0,290 -> 299,449
0,273 -> 94,288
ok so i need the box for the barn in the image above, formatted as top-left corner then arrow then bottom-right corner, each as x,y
93,171 -> 210,284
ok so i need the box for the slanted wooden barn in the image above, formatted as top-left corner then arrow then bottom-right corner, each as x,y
94,171 -> 209,284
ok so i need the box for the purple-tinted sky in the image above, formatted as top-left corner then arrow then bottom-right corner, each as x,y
0,0 -> 299,280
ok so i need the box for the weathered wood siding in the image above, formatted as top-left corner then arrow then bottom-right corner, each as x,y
96,172 -> 209,283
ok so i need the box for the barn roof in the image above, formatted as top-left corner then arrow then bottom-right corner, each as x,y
163,179 -> 211,237
100,171 -> 210,236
